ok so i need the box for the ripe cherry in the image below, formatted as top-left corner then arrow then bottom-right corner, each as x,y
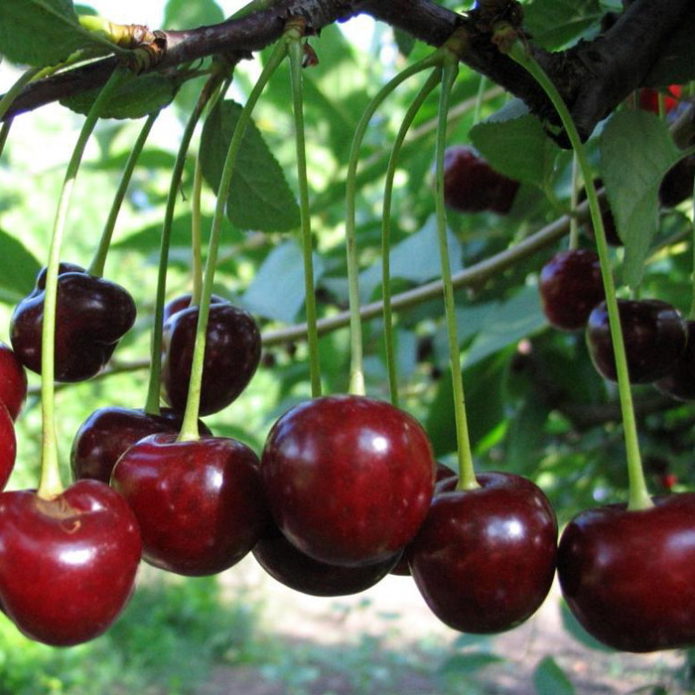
586,299 -> 687,383
0,404 -> 16,491
0,342 -> 27,421
261,395 -> 435,567
558,494 -> 695,652
408,472 -> 557,634
539,249 -> 604,331
638,85 -> 682,114
112,433 -> 269,576
161,302 -> 261,416
0,480 -> 141,646
10,264 -> 136,382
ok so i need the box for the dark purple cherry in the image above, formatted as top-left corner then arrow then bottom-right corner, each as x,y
0,480 -> 141,646
162,293 -> 226,324
0,342 -> 27,421
408,472 -> 557,634
261,395 -> 436,567
443,146 -> 519,215
558,494 -> 695,652
71,406 -> 212,483
654,320 -> 695,400
10,264 -> 136,382
112,433 -> 269,576
586,299 -> 687,383
539,249 -> 604,331
161,302 -> 261,416
253,523 -> 400,596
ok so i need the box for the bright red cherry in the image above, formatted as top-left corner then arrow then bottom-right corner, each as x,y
260,395 -> 436,567
0,480 -> 141,646
0,342 -> 27,420
112,433 -> 270,576
638,85 -> 682,114
408,473 -> 557,634
161,302 -> 261,416
558,494 -> 695,652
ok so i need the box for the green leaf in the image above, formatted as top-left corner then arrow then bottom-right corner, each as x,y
394,29 -> 415,57
60,73 -> 178,118
599,111 -> 681,288
0,229 -> 41,303
200,100 -> 300,232
439,652 -> 503,676
0,0 -> 109,67
523,0 -> 602,50
470,111 -> 560,190
243,240 -> 324,322
163,0 -> 224,30
533,656 -> 575,695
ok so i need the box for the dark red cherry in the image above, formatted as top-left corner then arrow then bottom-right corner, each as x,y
408,472 -> 557,634
10,264 -> 136,382
253,523 -> 400,596
0,404 -> 16,491
0,480 -> 141,646
260,395 -> 436,567
162,293 -> 226,324
558,493 -> 695,652
70,406 -> 212,483
443,146 -> 519,215
638,85 -> 682,114
161,302 -> 261,416
586,299 -> 687,383
539,249 -> 604,331
0,342 -> 27,420
654,320 -> 695,400
111,433 -> 270,576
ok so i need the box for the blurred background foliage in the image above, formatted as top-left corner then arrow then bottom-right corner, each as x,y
0,0 -> 694,691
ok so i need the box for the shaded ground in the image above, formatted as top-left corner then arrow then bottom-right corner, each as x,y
194,556 -> 688,695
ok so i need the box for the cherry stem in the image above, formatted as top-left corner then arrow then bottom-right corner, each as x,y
143,70 -> 227,416
177,35 -> 290,441
38,66 -> 129,500
345,52 -> 443,396
434,58 -> 479,492
88,111 -> 159,277
505,35 -> 653,511
381,69 -> 442,407
0,120 -> 11,160
190,156 -> 205,306
288,35 -> 321,398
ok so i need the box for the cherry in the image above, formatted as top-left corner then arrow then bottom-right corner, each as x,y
407,472 -> 557,634
442,146 -> 519,215
0,480 -> 141,646
638,85 -> 682,114
557,494 -> 695,652
70,406 -> 212,483
161,302 -> 261,416
539,249 -> 604,331
0,342 -> 27,421
654,320 -> 695,401
586,299 -> 687,383
260,395 -> 436,567
162,293 -> 225,324
111,433 -> 270,576
10,264 -> 136,382
253,523 -> 400,596
0,404 -> 16,491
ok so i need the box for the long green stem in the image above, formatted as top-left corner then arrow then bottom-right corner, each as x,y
143,71 -> 226,415
190,155 -> 205,306
506,37 -> 652,511
434,59 -> 478,491
177,38 -> 290,440
38,66 -> 129,499
288,35 -> 321,398
381,69 -> 442,407
0,120 -> 12,160
89,111 -> 159,277
346,52 -> 443,395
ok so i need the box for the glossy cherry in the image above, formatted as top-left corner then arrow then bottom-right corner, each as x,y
254,523 -> 400,596
586,299 -> 687,383
443,146 -> 519,215
10,264 -> 136,382
654,320 -> 695,400
0,342 -> 27,421
71,406 -> 212,483
0,404 -> 16,491
408,472 -> 557,634
260,395 -> 436,567
0,480 -> 141,646
558,494 -> 695,652
539,249 -> 604,331
162,293 -> 226,324
111,433 -> 270,576
161,302 -> 261,416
